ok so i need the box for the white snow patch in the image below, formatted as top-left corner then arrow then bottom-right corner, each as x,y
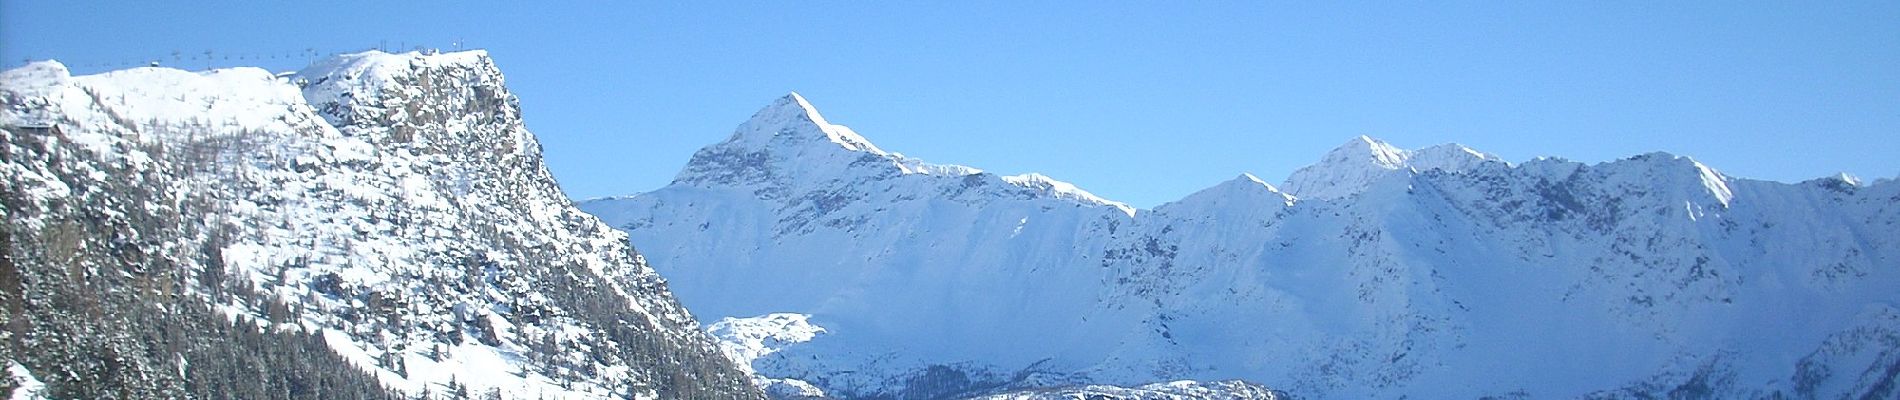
7,361 -> 46,400
706,313 -> 828,375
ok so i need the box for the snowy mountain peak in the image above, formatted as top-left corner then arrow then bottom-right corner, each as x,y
1337,135 -> 1411,168
1157,172 -> 1295,215
669,93 -> 910,188
294,50 -> 501,107
1607,152 -> 1736,207
1232,172 -> 1273,188
293,49 -> 523,149
666,93 -> 1124,209
1213,172 -> 1289,197
725,92 -> 884,154
295,49 -> 494,85
1281,136 -> 1503,200
1834,172 -> 1863,187
0,60 -> 70,98
288,48 -> 550,186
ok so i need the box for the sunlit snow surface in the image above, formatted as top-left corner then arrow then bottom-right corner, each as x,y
6,361 -> 46,400
970,380 -> 1286,400
708,313 -> 833,398
583,94 -> 1900,399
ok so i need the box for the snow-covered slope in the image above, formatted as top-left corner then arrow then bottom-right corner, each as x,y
581,94 -> 1900,399
970,380 -> 1287,400
584,93 -> 1139,398
2,52 -> 758,399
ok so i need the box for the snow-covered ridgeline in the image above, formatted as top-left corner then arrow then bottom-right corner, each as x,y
582,93 -> 1900,399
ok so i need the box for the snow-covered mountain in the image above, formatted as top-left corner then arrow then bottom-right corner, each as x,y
1,51 -> 758,399
580,93 -> 1900,399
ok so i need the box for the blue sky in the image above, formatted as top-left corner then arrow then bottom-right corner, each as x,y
5,2 -> 1897,207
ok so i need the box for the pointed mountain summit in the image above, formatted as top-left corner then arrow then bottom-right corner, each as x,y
1281,136 -> 1503,200
1594,152 -> 1736,207
725,92 -> 884,154
1332,135 -> 1412,169
667,93 -> 1119,212
1154,172 -> 1295,217
1186,173 -> 1291,205
672,92 -> 904,188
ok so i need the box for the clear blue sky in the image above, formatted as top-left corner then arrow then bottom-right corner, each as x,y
6,2 -> 1897,207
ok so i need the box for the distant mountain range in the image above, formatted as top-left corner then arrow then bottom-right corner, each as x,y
581,92 -> 1900,399
4,50 -> 1894,400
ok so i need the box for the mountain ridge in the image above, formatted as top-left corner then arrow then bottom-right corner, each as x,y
582,93 -> 1900,399
3,51 -> 761,399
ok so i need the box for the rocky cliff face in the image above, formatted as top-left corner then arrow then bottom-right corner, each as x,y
582,93 -> 1900,399
1,51 -> 760,399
